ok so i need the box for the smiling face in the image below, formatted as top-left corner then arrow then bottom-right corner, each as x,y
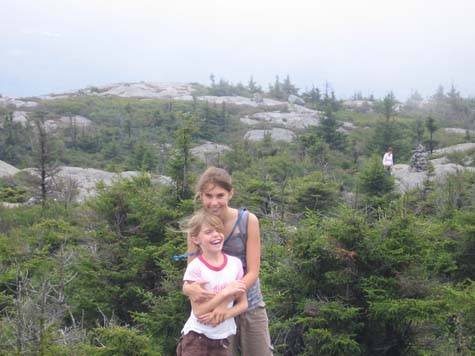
192,223 -> 225,255
200,184 -> 234,218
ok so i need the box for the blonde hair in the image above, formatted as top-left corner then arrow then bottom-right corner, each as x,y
194,167 -> 233,203
185,209 -> 225,253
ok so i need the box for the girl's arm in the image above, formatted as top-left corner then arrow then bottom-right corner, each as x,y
241,212 -> 261,289
224,291 -> 248,319
198,292 -> 248,326
190,280 -> 246,316
183,280 -> 215,303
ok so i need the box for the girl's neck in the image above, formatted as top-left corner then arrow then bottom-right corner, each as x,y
221,207 -> 237,225
201,250 -> 225,266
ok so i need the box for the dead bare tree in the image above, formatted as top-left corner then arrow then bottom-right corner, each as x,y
31,111 -> 60,207
2,243 -> 80,355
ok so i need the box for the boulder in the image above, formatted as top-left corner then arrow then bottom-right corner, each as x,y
12,111 -> 29,125
288,94 -> 305,105
0,160 -> 20,177
191,142 -> 231,165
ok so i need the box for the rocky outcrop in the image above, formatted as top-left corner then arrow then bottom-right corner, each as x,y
240,104 -> 355,139
96,82 -> 195,100
0,160 -> 20,177
342,100 -> 374,112
244,128 -> 295,142
0,96 -> 38,108
40,115 -> 93,133
52,167 -> 144,202
383,142 -> 475,192
338,121 -> 358,133
432,143 -> 475,155
0,161 -> 171,203
443,128 -> 475,136
58,115 -> 92,127
393,163 -> 475,192
37,82 -> 195,101
198,95 -> 284,107
390,143 -> 475,192
4,111 -> 93,131
13,111 -> 29,125
241,106 -> 321,130
191,142 -> 231,165
37,82 -> 288,108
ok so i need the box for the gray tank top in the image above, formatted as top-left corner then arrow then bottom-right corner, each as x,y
222,209 -> 265,310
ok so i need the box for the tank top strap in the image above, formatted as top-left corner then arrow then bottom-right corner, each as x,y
224,208 -> 248,243
237,208 -> 249,243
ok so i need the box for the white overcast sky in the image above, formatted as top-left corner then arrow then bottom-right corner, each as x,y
1,0 -> 474,100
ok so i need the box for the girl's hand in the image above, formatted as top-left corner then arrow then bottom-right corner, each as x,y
221,280 -> 246,298
198,304 -> 229,326
185,280 -> 216,303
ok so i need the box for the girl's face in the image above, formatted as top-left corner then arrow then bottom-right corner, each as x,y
192,223 -> 224,255
200,184 -> 233,218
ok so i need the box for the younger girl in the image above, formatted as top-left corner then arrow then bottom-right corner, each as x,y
183,167 -> 273,356
177,210 -> 248,356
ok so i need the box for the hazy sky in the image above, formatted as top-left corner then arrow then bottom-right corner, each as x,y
1,0 -> 474,100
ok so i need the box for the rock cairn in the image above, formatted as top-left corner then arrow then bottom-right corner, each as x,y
252,93 -> 264,104
410,144 -> 429,172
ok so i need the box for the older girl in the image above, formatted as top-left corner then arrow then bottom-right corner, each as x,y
183,167 -> 273,356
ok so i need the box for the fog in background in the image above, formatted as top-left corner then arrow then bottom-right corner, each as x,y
1,0 -> 474,100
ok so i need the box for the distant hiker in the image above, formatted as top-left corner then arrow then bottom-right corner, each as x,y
383,147 -> 394,176
183,167 -> 274,356
177,210 -> 248,356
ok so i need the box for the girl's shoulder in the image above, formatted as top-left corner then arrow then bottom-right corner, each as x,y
246,210 -> 259,224
225,253 -> 241,262
224,253 -> 244,269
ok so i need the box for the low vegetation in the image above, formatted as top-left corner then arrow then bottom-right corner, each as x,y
1,78 -> 475,355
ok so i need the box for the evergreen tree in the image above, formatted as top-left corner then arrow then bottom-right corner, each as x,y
268,75 -> 285,100
359,155 -> 394,197
425,116 -> 438,153
316,108 -> 346,151
199,101 -> 221,139
414,119 -> 425,144
281,75 -> 298,97
165,113 -> 198,200
302,85 -> 321,106
0,110 -> 31,164
376,91 -> 398,122
405,89 -> 424,111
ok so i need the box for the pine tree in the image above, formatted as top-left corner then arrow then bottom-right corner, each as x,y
166,113 -> 199,200
425,116 -> 438,153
